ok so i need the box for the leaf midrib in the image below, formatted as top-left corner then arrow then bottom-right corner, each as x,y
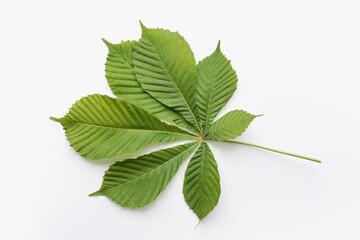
63,120 -> 198,139
203,58 -> 218,133
197,143 -> 207,217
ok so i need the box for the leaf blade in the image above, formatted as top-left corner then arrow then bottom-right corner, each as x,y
90,141 -> 200,208
206,110 -> 258,141
133,24 -> 202,134
183,142 -> 221,220
196,42 -> 237,132
103,39 -> 198,133
54,94 -> 198,160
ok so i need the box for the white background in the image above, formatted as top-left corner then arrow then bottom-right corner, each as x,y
1,0 -> 360,239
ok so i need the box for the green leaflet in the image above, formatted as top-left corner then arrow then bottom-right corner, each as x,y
90,141 -> 200,208
103,39 -> 197,133
51,94 -> 197,160
133,23 -> 202,134
183,142 -> 220,220
206,110 -> 258,141
196,42 -> 238,133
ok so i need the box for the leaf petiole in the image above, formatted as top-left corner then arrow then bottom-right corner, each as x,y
222,140 -> 321,163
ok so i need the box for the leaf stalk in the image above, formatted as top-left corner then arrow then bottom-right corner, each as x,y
223,140 -> 321,163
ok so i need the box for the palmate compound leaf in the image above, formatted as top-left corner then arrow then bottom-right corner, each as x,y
103,39 -> 198,134
183,142 -> 221,221
90,141 -> 201,208
206,110 -> 259,141
196,41 -> 238,133
50,94 -> 198,160
133,23 -> 202,134
52,23 -> 320,224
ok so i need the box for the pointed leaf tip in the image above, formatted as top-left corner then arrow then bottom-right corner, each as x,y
49,116 -> 61,122
139,21 -> 149,37
139,20 -> 147,30
88,191 -> 101,197
102,38 -> 111,48
216,40 -> 221,51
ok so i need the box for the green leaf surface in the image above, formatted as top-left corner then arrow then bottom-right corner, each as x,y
206,110 -> 258,141
90,141 -> 200,208
183,142 -> 220,220
52,94 -> 197,160
51,24 -> 321,222
103,39 -> 197,133
196,42 -> 237,133
133,23 -> 202,134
